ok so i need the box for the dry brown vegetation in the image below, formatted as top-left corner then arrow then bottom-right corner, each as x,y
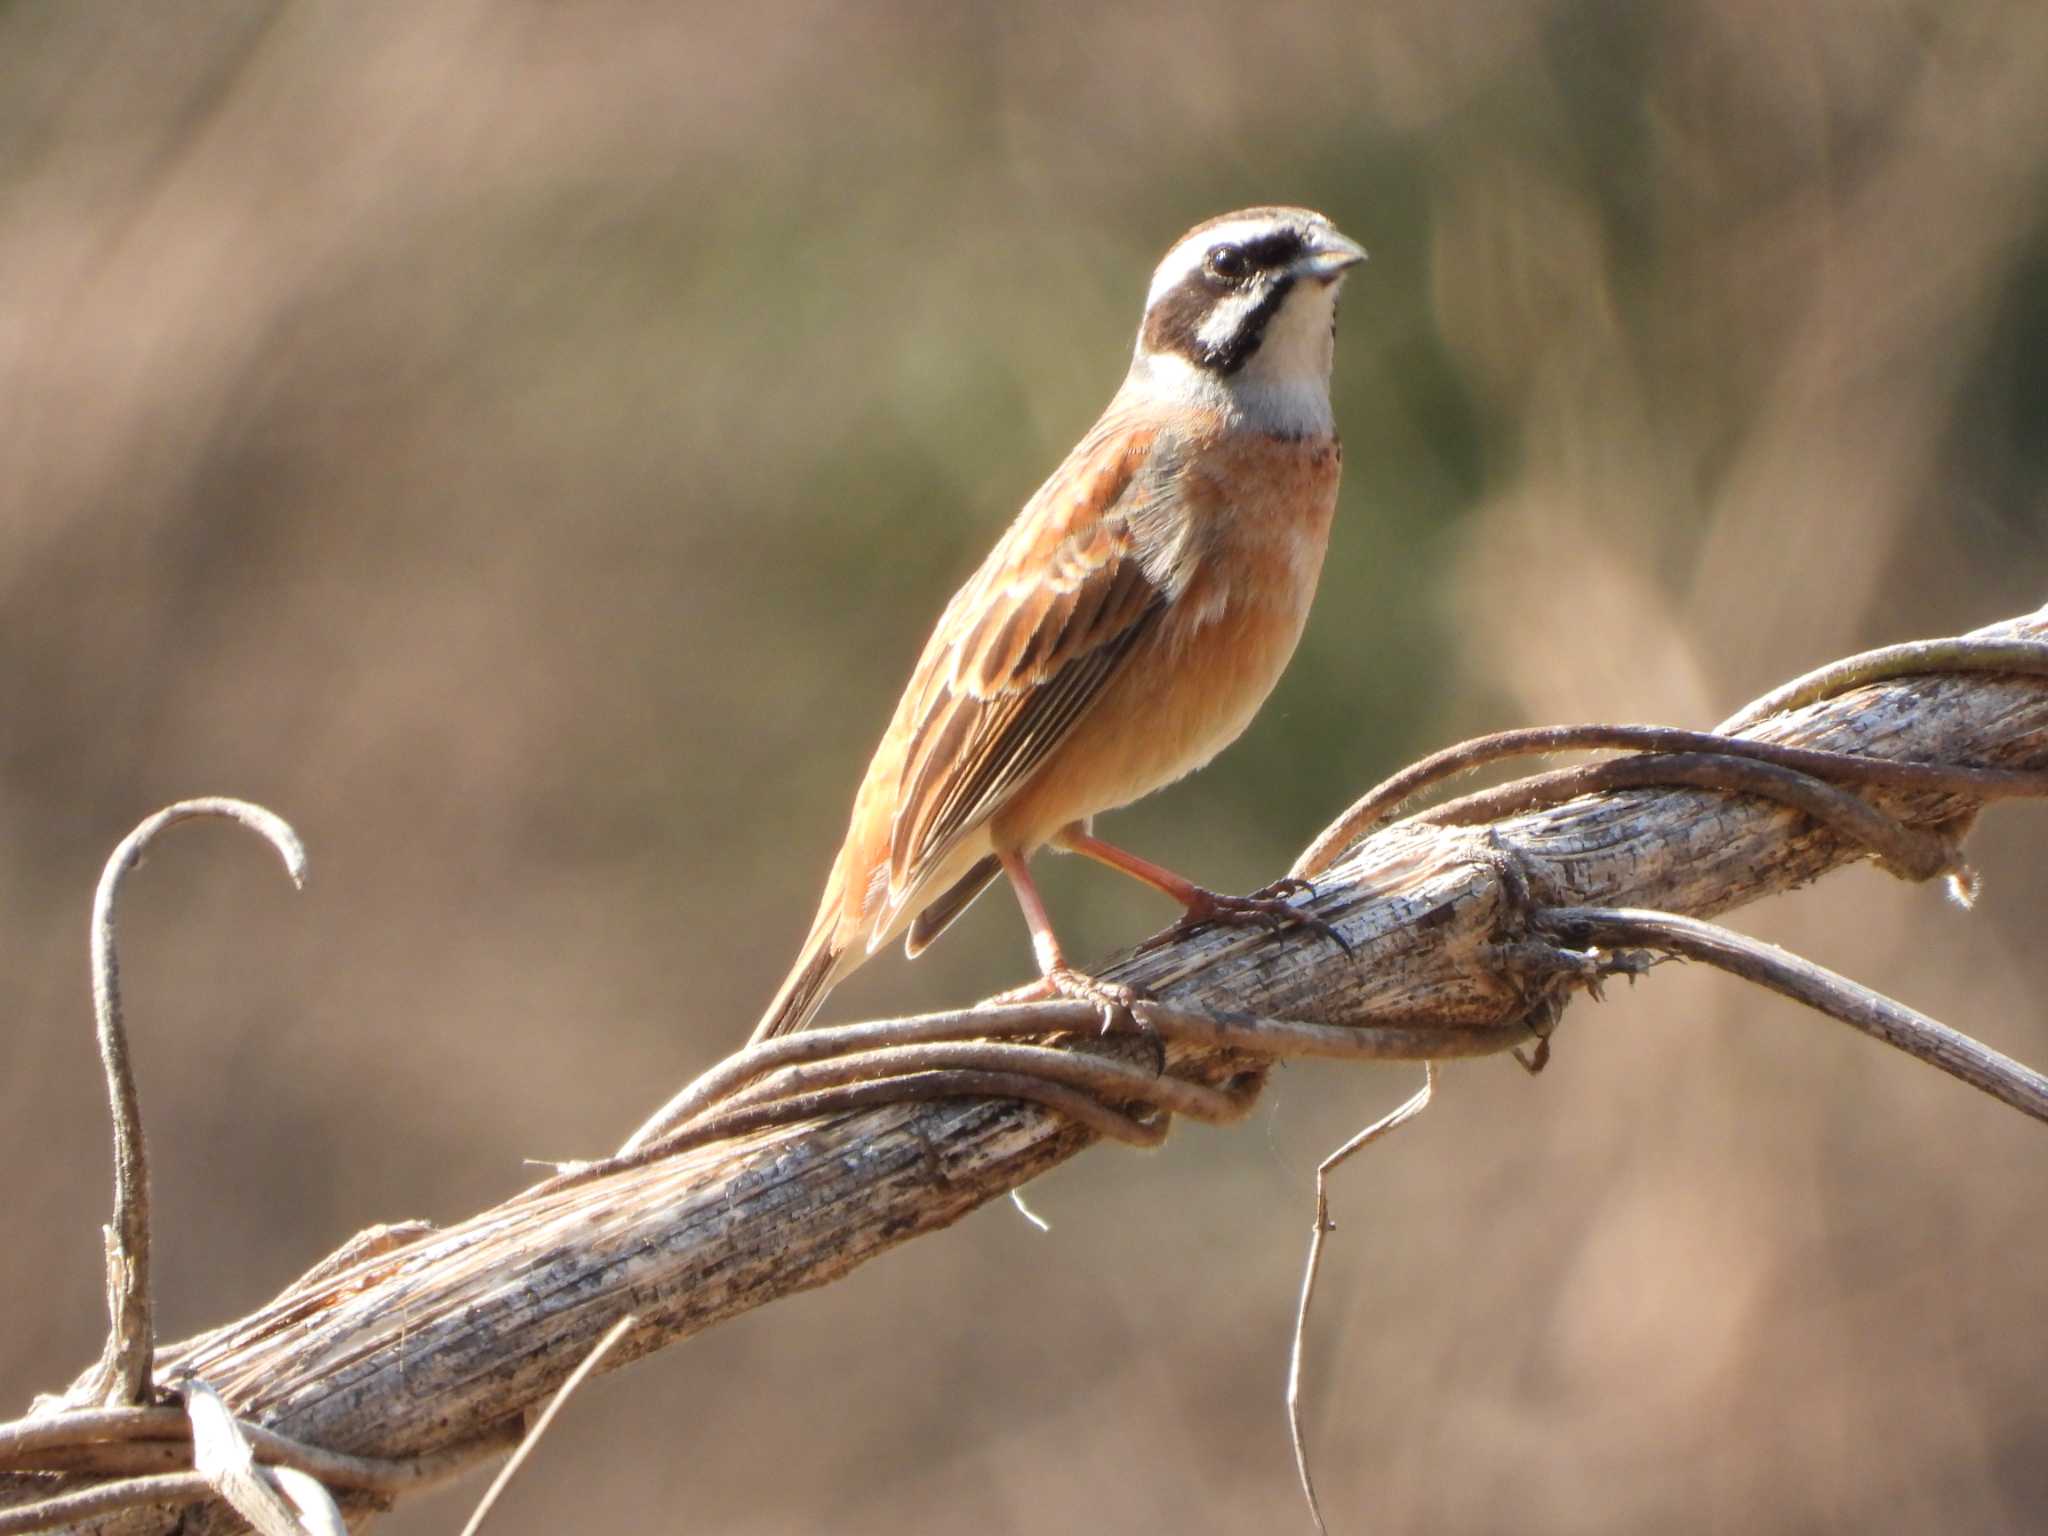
5,2 -> 2047,1532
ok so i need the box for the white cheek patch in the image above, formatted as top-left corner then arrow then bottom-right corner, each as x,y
1127,348 -> 1232,409
1194,285 -> 1266,355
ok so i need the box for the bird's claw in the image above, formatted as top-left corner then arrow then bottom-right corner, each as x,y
1049,968 -> 1146,1035
1002,968 -> 1148,1035
1138,883 -> 1351,956
1250,874 -> 1316,903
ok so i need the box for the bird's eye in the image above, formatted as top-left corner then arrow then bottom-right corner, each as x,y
1204,243 -> 1248,282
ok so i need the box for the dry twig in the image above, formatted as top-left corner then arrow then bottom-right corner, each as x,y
455,1314 -> 635,1536
186,1380 -> 345,1536
77,799 -> 305,1411
10,609 -> 2048,1535
0,1408 -> 506,1492
1287,1065 -> 1436,1536
1540,906 -> 2048,1121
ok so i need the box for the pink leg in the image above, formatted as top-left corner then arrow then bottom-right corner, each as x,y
994,847 -> 1141,1026
1055,825 -> 1346,954
998,847 -> 1069,977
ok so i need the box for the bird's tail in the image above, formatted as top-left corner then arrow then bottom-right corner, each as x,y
749,910 -> 849,1046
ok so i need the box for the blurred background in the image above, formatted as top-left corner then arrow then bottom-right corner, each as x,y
4,1 -> 2046,1530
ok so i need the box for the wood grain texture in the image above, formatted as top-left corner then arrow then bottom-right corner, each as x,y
17,605 -> 2048,1535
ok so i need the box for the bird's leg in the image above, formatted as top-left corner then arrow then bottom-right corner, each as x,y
1056,825 -> 1349,955
995,848 -> 1142,1030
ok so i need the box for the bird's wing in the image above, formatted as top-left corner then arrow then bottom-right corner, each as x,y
883,418 -> 1178,905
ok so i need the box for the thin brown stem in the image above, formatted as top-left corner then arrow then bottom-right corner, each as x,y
562,1070 -> 1169,1193
1295,723 -> 2046,878
1719,637 -> 2048,732
615,1001 -> 1529,1167
457,1313 -> 635,1536
1416,752 -> 1966,881
1542,906 -> 2048,1123
712,1041 -> 1255,1127
0,1471 -> 218,1536
1288,1065 -> 1437,1536
0,1404 -> 514,1489
82,799 -> 306,1409
0,1442 -> 190,1476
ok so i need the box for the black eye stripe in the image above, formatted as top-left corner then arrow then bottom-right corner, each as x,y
1237,230 -> 1306,270
1199,229 -> 1307,288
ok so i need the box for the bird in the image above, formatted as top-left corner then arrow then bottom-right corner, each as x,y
751,206 -> 1365,1045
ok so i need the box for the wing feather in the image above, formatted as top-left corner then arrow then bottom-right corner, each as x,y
883,421 -> 1176,901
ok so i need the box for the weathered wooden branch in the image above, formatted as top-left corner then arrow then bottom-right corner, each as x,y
12,605 -> 2048,1534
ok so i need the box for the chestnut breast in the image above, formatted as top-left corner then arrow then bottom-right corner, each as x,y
991,430 -> 1342,851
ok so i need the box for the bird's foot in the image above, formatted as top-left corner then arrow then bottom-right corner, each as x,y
1137,881 -> 1351,956
1249,874 -> 1316,903
997,967 -> 1148,1035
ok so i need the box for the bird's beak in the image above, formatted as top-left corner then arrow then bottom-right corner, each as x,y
1295,231 -> 1368,283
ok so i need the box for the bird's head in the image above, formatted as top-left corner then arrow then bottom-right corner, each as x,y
1129,206 -> 1366,435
